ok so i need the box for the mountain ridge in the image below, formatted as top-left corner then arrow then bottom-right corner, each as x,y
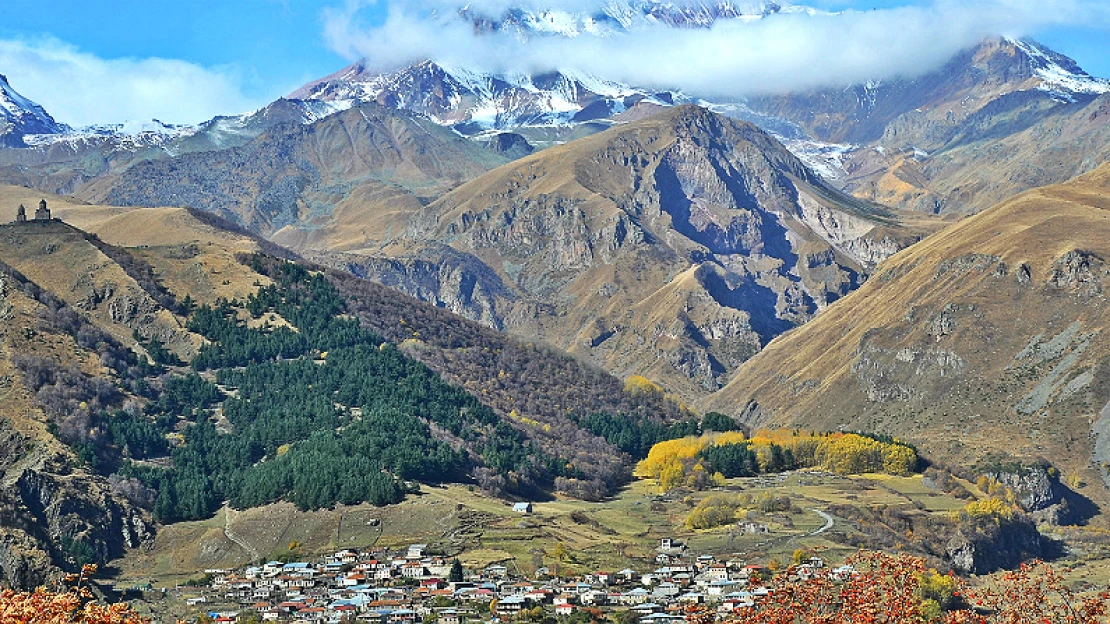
333,104 -> 934,397
80,103 -> 508,238
749,37 -> 1110,215
702,162 -> 1110,504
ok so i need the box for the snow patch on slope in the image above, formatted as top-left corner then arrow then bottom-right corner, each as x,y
782,139 -> 854,180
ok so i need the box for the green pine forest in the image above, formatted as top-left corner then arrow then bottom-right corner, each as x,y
18,254 -> 719,524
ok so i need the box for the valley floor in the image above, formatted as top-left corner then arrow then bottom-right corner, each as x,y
107,469 -> 1110,620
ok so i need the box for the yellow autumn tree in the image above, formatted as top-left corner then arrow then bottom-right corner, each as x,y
959,497 -> 1016,523
624,375 -> 665,396
638,436 -> 704,480
685,494 -> 744,530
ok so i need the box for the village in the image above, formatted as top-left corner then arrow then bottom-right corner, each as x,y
166,526 -> 852,624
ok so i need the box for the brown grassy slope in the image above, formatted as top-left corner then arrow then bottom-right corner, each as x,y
703,163 -> 1110,504
343,105 -> 938,399
0,185 -> 273,308
0,219 -> 199,357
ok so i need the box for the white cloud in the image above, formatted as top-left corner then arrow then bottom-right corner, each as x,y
0,37 -> 267,127
322,0 -> 1110,97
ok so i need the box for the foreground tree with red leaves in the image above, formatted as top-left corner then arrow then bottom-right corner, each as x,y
951,559 -> 1110,624
729,551 -> 938,623
705,551 -> 1109,624
0,564 -> 147,623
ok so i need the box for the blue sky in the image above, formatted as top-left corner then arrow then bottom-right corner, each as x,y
0,0 -> 1107,126
0,0 -> 369,117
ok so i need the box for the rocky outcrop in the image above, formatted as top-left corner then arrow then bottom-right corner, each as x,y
0,420 -> 27,475
852,343 -> 966,403
0,461 -> 154,586
1048,250 -> 1106,297
0,525 -> 54,589
1012,322 -> 1098,416
1095,399 -> 1110,491
984,464 -> 1061,513
0,464 -> 153,589
483,133 -> 534,160
16,470 -> 152,560
945,514 -> 1043,575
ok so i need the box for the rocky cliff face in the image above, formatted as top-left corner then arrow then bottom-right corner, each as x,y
335,245 -> 516,331
0,449 -> 153,589
2,469 -> 152,584
984,464 -> 1061,513
945,514 -> 1043,575
0,267 -> 154,589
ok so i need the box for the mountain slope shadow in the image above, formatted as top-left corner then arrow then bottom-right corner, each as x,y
700,268 -> 795,347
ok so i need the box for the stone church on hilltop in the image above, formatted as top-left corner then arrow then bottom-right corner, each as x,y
13,199 -> 52,223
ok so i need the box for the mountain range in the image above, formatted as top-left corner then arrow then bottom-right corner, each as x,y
0,5 -> 1106,405
2,0 -> 1110,590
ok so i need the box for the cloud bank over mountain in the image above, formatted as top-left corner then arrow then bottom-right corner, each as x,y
322,0 -> 1110,96
0,37 -> 266,127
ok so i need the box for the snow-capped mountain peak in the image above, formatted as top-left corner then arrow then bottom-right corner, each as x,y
290,57 -> 686,134
286,2 -> 852,135
0,74 -> 66,145
462,1 -> 784,38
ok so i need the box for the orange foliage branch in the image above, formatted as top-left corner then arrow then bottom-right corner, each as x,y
0,564 -> 148,624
